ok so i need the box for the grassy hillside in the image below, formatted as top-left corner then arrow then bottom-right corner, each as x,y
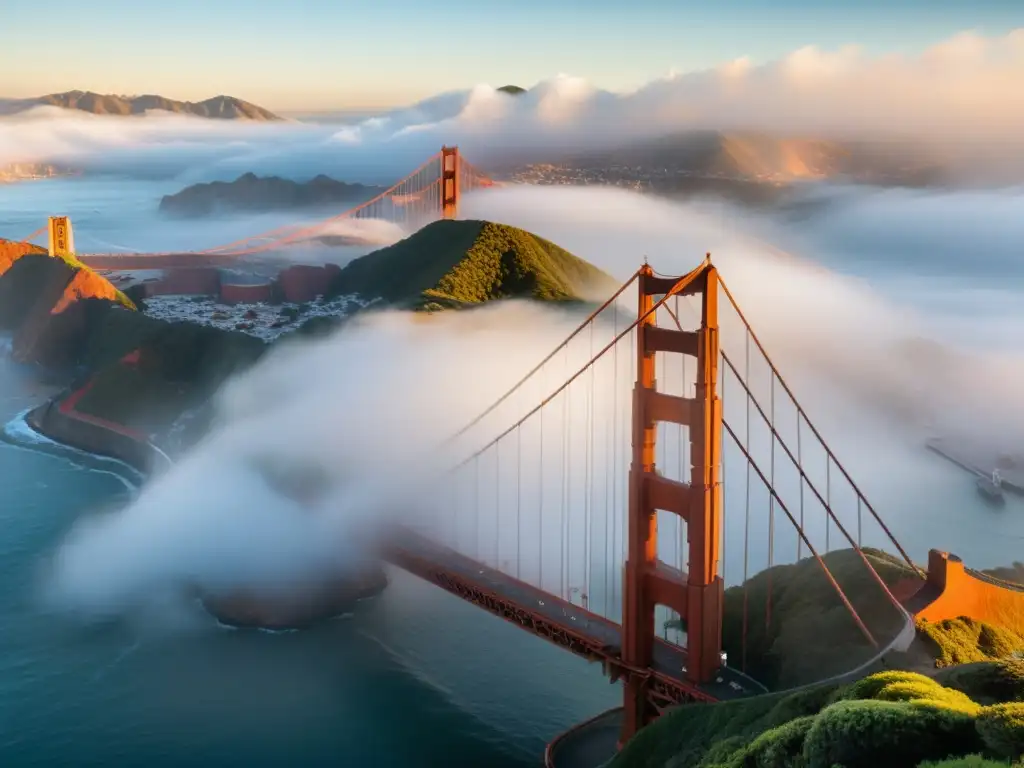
666,548 -> 919,690
326,219 -> 617,310
613,661 -> 1024,768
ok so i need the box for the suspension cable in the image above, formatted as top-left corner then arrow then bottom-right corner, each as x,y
718,273 -> 919,575
444,269 -> 642,445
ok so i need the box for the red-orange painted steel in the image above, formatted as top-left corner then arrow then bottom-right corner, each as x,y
619,262 -> 726,745
441,146 -> 460,219
621,265 -> 659,742
688,265 -> 725,684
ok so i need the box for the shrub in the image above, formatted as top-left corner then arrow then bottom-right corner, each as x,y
975,702 -> 1024,760
874,681 -> 979,715
918,618 -> 1024,668
938,660 -> 1024,705
836,670 -> 937,702
918,757 -> 1012,767
734,714 -> 815,767
802,699 -> 982,768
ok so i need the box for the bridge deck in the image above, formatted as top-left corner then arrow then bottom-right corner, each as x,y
80,254 -> 251,271
385,528 -> 766,705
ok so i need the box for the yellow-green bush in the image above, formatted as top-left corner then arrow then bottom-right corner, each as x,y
801,699 -> 982,768
612,666 -> 1024,768
918,618 -> 1024,668
839,673 -> 981,715
731,715 -> 815,767
975,702 -> 1024,761
918,757 -> 1013,767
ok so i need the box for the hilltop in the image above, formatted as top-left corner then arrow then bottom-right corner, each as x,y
0,237 -> 46,275
3,91 -> 281,121
497,85 -> 527,95
159,173 -> 386,217
0,238 -> 135,366
325,219 -> 618,311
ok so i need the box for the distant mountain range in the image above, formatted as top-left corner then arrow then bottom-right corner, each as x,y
0,91 -> 280,120
159,173 -> 387,217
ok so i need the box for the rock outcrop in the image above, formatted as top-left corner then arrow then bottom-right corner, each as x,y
0,246 -> 136,366
159,173 -> 386,217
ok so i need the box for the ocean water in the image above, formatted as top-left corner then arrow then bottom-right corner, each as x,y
0,353 -> 621,766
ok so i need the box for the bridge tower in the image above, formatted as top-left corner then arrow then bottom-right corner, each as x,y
47,216 -> 75,258
621,261 -> 724,744
441,146 -> 460,219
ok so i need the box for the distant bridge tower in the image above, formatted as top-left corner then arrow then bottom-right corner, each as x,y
441,145 -> 460,219
47,216 -> 75,258
621,261 -> 724,744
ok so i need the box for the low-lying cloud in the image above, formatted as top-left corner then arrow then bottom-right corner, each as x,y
2,29 -> 1023,184
39,178 -> 1024,625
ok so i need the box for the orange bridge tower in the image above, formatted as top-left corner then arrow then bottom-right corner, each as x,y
621,260 -> 725,743
441,145 -> 460,219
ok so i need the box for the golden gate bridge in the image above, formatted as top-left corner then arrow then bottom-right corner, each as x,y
15,146 -> 497,269
16,146 -> 1013,765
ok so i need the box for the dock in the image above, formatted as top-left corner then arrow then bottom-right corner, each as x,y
926,437 -> 1024,495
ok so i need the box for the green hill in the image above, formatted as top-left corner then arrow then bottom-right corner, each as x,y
613,661 -> 1024,768
497,85 -> 527,95
326,219 -> 617,311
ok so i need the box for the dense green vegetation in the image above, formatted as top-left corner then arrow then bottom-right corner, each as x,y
667,548 -> 919,689
69,310 -> 266,436
326,219 -> 617,310
613,661 -> 1024,768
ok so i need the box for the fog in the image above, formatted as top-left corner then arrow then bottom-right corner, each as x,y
4,26 -> 1017,636
2,29 -> 1023,184
37,177 -> 1024,635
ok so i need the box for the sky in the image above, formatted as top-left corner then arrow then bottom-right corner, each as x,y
1,0 -> 1021,111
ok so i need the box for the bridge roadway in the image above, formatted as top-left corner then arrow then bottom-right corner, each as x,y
80,253 -> 252,271
384,526 -> 768,707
